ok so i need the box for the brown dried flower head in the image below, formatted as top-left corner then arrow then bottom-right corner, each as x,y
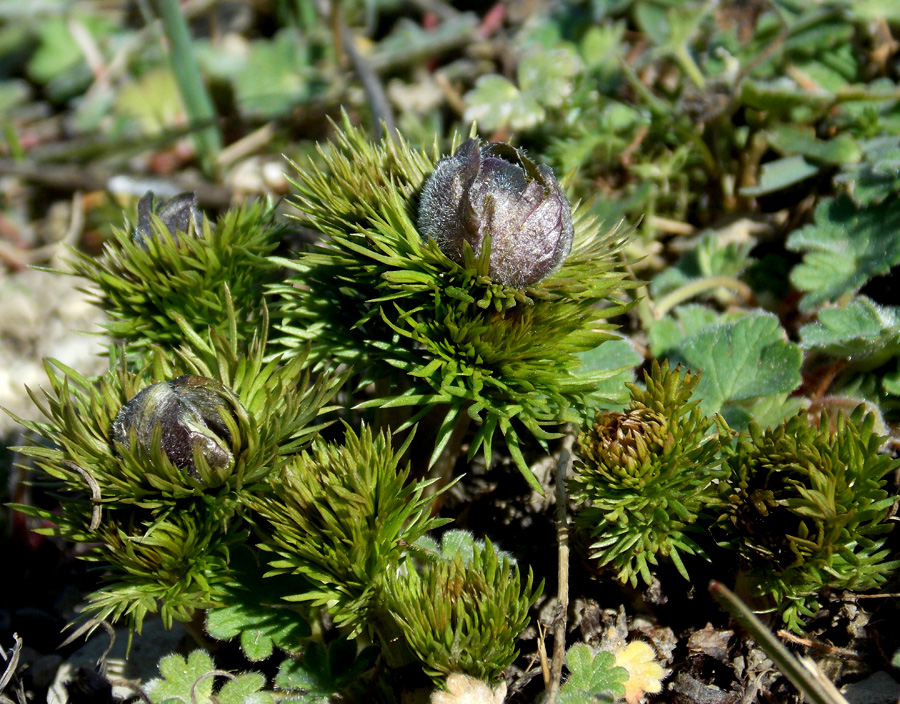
417,139 -> 574,288
112,374 -> 240,478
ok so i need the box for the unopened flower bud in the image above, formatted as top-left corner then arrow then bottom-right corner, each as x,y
112,375 -> 239,479
417,139 -> 574,288
135,191 -> 202,245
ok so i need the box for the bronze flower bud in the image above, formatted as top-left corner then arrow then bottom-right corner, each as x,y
417,139 -> 574,288
112,375 -> 239,479
135,191 -> 202,246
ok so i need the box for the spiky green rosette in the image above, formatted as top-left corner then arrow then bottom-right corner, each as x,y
571,362 -> 729,587
720,407 -> 900,633
63,197 -> 283,356
251,426 -> 449,642
384,539 -> 541,681
271,116 -> 632,489
9,328 -> 341,631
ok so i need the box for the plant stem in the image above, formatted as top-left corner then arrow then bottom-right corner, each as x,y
709,581 -> 850,704
152,0 -> 222,177
653,275 -> 755,319
317,0 -> 396,139
545,429 -> 575,704
425,408 -> 471,498
674,44 -> 706,90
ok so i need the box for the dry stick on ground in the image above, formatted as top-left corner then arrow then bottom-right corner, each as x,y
545,428 -> 576,704
317,0 -> 396,140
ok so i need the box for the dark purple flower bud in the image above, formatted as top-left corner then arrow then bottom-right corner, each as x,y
112,375 -> 240,479
135,191 -> 202,246
417,139 -> 574,288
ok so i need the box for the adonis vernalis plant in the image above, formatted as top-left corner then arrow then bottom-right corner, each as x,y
720,406 -> 900,633
271,115 -> 633,489
9,325 -> 342,631
571,361 -> 730,587
62,192 -> 284,357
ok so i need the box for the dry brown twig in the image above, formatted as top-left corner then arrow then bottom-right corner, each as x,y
544,428 -> 576,704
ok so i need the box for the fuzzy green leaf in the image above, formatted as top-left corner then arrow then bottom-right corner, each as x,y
558,644 -> 628,704
206,552 -> 311,660
145,651 -> 273,704
232,30 -> 310,117
766,125 -> 862,165
648,304 -> 721,358
275,640 -> 377,703
739,155 -> 820,197
678,313 -> 802,415
575,338 -> 642,407
519,49 -> 579,109
800,297 -> 900,371
416,529 -> 517,566
145,651 -> 216,703
217,674 -> 275,704
787,195 -> 900,312
463,75 -> 526,131
836,136 -> 900,205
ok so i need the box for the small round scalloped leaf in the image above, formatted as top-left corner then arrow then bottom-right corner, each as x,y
558,644 -> 628,704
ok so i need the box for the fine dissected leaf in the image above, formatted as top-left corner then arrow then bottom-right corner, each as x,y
787,195 -> 900,311
800,297 -> 900,370
678,313 -> 802,415
275,640 -> 378,703
558,644 -> 628,704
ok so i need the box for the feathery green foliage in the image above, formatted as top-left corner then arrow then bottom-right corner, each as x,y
8,327 -> 341,631
63,199 -> 283,356
272,115 -> 633,489
571,361 -> 730,586
251,425 -> 449,638
384,538 -> 542,681
721,407 -> 900,633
